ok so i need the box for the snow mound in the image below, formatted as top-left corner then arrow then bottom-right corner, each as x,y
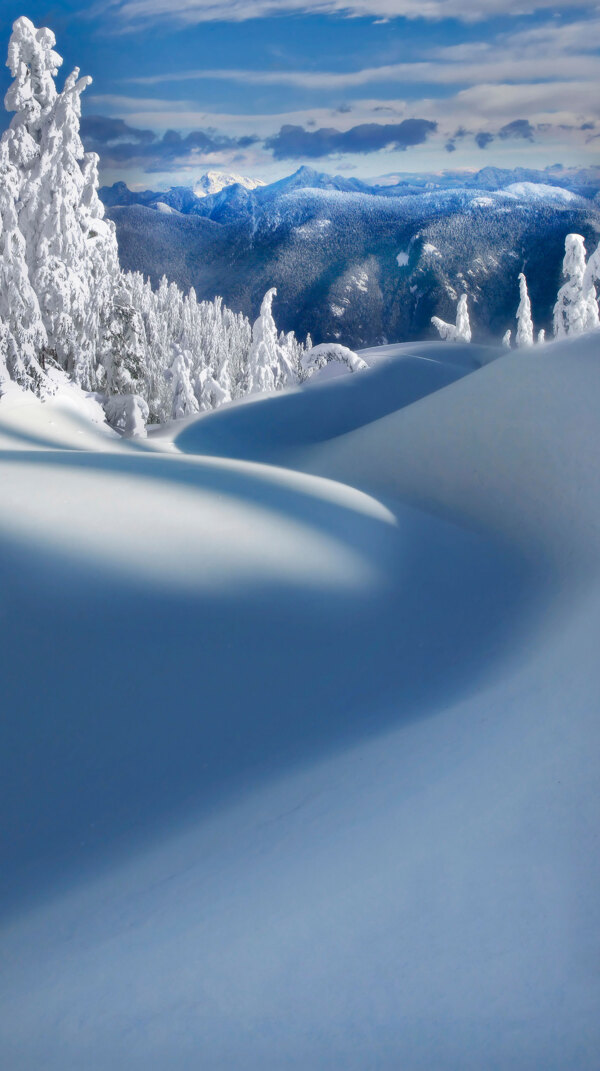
1,336 -> 600,1069
176,343 -> 483,462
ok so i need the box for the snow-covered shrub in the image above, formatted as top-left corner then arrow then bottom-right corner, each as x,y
103,393 -> 149,437
301,343 -> 368,379
431,293 -> 472,343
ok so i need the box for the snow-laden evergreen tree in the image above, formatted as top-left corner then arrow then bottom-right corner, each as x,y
538,329 -> 546,345
170,346 -> 199,420
583,237 -> 600,312
2,17 -> 125,390
247,288 -> 298,394
553,234 -> 600,338
516,273 -> 534,347
0,135 -> 48,391
502,329 -> 512,349
431,293 -> 472,343
104,276 -> 146,396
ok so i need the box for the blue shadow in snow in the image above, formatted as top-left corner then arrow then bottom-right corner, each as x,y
176,355 -> 472,463
0,441 -> 543,915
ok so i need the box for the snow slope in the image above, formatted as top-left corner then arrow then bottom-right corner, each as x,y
0,336 -> 599,1069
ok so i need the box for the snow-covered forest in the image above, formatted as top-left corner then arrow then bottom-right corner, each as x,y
0,17 -> 314,432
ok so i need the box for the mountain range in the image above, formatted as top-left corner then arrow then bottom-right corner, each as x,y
100,165 -> 600,347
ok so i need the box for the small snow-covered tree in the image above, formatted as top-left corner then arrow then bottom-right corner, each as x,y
170,346 -> 199,420
502,329 -> 512,349
247,288 -> 298,394
516,273 -> 534,347
104,277 -> 146,397
538,329 -> 546,345
104,393 -> 149,437
432,293 -> 471,343
553,234 -> 600,338
301,343 -> 368,380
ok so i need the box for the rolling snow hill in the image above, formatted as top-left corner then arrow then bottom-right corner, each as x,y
0,334 -> 599,1069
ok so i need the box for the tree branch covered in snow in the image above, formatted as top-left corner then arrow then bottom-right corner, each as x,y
301,343 -> 368,379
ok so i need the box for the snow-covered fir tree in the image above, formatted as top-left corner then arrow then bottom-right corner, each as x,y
431,293 -> 472,343
516,273 -> 534,348
0,135 -> 48,391
3,17 -> 123,391
247,288 -> 299,394
553,234 -> 600,338
170,346 -> 200,420
583,238 -> 600,310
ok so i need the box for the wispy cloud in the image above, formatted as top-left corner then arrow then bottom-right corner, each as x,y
125,53 -> 600,90
102,0 -> 598,28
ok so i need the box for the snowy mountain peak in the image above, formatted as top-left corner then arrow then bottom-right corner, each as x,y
193,171 -> 265,198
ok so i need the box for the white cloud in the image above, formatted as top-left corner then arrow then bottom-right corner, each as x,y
103,0 -> 598,27
89,81 -> 600,144
126,54 -> 600,90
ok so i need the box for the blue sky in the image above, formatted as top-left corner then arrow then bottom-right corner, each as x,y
1,1 -> 599,188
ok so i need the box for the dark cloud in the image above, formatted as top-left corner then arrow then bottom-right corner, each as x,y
581,121 -> 595,131
81,114 -> 258,172
265,118 -> 437,159
445,140 -> 457,152
498,119 -> 535,142
475,131 -> 494,149
80,115 -> 156,146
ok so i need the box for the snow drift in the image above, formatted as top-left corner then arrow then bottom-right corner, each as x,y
1,335 -> 599,1069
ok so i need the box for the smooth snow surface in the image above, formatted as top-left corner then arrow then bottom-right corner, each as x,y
1,337 -> 600,1070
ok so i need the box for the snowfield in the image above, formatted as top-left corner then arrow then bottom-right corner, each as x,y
1,336 -> 600,1069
